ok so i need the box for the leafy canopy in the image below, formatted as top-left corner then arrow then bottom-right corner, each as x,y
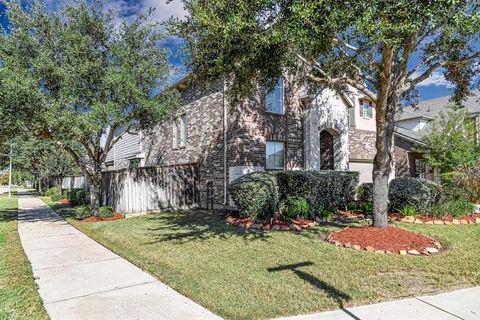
422,107 -> 480,171
0,0 -> 179,176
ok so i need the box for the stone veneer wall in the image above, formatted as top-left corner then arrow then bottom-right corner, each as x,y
144,79 -> 304,209
348,128 -> 376,161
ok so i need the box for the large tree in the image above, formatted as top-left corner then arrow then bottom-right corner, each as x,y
170,0 -> 480,227
0,0 -> 179,214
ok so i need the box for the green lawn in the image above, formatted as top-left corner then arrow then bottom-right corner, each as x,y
0,194 -> 48,320
41,196 -> 480,320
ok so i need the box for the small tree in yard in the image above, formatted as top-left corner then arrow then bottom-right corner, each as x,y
0,1 -> 178,214
170,0 -> 480,227
422,107 -> 480,172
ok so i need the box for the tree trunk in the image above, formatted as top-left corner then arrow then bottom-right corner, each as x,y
372,43 -> 395,228
87,171 -> 102,216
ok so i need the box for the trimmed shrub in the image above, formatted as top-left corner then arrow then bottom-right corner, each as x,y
273,170 -> 359,209
272,171 -> 318,204
229,172 -> 279,221
283,196 -> 311,220
389,177 -> 441,212
67,188 -> 89,206
357,183 -> 373,203
75,205 -> 92,220
308,170 -> 359,208
98,206 -> 114,218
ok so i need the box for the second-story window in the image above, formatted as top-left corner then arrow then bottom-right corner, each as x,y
360,100 -> 373,118
266,78 -> 284,114
181,113 -> 187,145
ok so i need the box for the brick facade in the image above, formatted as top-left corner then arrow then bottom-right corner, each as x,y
348,128 -> 376,161
144,79 -> 304,208
394,136 -> 423,177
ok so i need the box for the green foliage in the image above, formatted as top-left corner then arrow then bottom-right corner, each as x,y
455,165 -> 480,204
229,172 -> 279,221
75,205 -> 92,220
308,171 -> 359,208
440,172 -> 468,201
389,177 -> 441,212
282,196 -> 311,220
273,170 -> 359,209
357,183 -> 373,203
67,189 -> 89,206
431,199 -> 475,218
0,0 -> 179,212
98,206 -> 114,218
315,205 -> 337,220
45,187 -> 60,197
422,108 -> 480,171
399,206 -> 418,217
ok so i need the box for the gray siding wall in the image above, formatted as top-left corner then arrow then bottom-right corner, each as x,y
105,124 -> 143,164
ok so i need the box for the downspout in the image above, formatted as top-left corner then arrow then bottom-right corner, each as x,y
223,78 -> 228,206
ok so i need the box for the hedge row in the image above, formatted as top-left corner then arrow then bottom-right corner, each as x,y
229,170 -> 359,221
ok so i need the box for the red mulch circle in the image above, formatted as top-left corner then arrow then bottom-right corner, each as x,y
329,226 -> 440,254
57,199 -> 71,205
80,212 -> 124,223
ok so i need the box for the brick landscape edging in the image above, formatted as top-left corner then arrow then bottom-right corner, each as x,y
327,228 -> 443,256
390,215 -> 480,225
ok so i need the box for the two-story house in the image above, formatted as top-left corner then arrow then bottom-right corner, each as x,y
133,76 -> 377,208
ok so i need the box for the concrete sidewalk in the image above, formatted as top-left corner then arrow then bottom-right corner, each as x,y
276,287 -> 480,320
17,192 -> 221,320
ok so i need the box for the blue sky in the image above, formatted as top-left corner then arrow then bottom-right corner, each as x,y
0,1 -> 467,101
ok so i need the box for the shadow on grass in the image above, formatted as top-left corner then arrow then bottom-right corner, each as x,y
0,207 -> 17,222
143,210 -> 330,244
144,210 -> 272,244
268,261 -> 358,318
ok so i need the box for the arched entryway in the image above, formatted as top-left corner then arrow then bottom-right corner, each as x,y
320,130 -> 335,170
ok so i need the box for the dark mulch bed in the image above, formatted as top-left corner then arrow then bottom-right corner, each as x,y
329,226 -> 440,254
79,212 -> 124,223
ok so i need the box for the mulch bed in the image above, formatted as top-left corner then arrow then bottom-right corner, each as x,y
79,212 -> 124,223
56,199 -> 71,205
328,226 -> 442,256
389,212 -> 480,225
225,216 -> 317,231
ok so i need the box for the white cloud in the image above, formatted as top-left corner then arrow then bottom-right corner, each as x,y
102,0 -> 186,23
411,70 -> 454,88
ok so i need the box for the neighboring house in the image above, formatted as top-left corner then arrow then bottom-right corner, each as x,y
394,91 -> 480,180
104,123 -> 145,170
142,76 -> 377,208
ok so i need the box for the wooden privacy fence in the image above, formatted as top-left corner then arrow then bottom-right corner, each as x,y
59,175 -> 89,191
101,164 -> 199,214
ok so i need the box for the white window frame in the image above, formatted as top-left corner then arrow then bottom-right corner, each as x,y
360,100 -> 373,119
181,113 -> 187,146
266,141 -> 285,170
265,78 -> 284,114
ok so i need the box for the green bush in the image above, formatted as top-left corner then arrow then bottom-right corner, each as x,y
75,205 -> 92,220
51,194 -> 63,202
283,196 -> 311,220
308,170 -> 359,208
389,177 -> 441,212
67,188 -> 89,206
272,171 -> 318,204
357,183 -> 373,203
440,172 -> 467,201
229,172 -> 279,221
273,170 -> 359,209
431,199 -> 475,218
98,206 -> 114,218
45,187 -> 60,197
315,205 -> 337,220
